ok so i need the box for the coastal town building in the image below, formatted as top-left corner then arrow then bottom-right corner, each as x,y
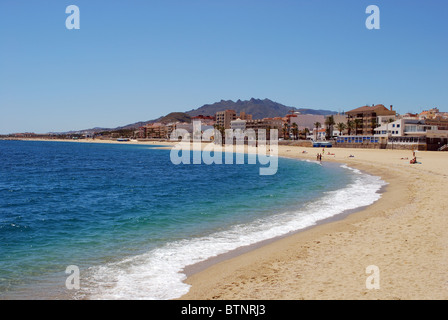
418,108 -> 441,120
310,128 -> 327,141
374,119 -> 438,138
289,114 -> 325,131
373,119 -> 438,150
400,112 -> 419,120
191,115 -> 214,121
377,114 -> 397,126
230,118 -> 247,131
331,114 -> 349,127
230,117 -> 283,139
346,104 -> 396,135
143,122 -> 170,139
215,110 -> 252,129
426,130 -> 448,151
191,115 -> 215,126
425,118 -> 448,131
139,121 -> 207,139
238,111 -> 253,121
246,118 -> 283,133
215,110 -> 236,129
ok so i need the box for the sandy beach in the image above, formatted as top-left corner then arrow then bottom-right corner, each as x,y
11,138 -> 448,299
178,145 -> 448,300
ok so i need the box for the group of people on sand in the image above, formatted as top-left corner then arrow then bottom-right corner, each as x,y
316,147 -> 329,162
309,148 -> 420,165
314,147 -> 338,162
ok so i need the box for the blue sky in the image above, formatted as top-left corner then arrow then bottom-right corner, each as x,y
0,0 -> 447,134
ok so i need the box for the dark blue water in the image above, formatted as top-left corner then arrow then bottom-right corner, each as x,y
0,140 -> 384,299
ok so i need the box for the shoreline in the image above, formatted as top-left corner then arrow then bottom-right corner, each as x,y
6,138 -> 448,299
178,146 -> 448,299
181,161 -> 388,278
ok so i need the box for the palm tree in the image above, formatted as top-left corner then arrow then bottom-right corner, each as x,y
304,127 -> 310,139
291,122 -> 299,140
213,124 -> 225,142
336,122 -> 346,136
283,123 -> 290,140
346,120 -> 355,136
354,119 -> 363,136
314,122 -> 321,140
324,115 -> 335,139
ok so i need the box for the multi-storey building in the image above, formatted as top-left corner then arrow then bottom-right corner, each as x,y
346,104 -> 396,135
215,110 -> 237,129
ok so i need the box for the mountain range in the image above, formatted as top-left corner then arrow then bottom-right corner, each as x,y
185,98 -> 336,119
68,98 -> 338,134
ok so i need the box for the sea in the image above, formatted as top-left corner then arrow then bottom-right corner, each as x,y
0,140 -> 386,299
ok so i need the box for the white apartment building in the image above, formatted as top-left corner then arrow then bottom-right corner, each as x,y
374,119 -> 437,137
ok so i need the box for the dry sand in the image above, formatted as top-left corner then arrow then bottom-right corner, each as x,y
14,138 -> 448,299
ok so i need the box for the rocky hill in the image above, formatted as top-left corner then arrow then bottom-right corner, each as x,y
185,98 -> 336,119
70,98 -> 337,134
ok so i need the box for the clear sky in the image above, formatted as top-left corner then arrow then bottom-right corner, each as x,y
0,0 -> 447,134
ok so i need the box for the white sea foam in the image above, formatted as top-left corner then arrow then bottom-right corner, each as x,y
80,164 -> 386,300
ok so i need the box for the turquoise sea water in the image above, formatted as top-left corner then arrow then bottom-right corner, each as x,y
0,140 -> 385,299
